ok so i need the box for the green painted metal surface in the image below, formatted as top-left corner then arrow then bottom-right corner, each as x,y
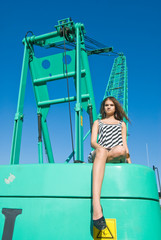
0,164 -> 160,239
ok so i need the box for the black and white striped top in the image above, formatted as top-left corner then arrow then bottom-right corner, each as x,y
97,120 -> 123,150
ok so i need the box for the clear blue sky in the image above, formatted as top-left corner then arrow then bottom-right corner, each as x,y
0,0 -> 161,186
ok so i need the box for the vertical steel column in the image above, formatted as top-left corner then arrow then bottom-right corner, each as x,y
41,116 -> 54,163
10,43 -> 29,164
153,166 -> 161,195
88,106 -> 93,131
29,61 -> 54,163
81,38 -> 97,122
75,24 -> 83,161
38,112 -> 43,163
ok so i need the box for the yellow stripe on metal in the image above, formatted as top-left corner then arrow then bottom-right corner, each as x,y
81,116 -> 83,126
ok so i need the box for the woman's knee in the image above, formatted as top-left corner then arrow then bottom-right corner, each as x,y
95,147 -> 108,159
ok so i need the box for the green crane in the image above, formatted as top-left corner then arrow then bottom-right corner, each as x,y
104,54 -> 129,132
10,18 -> 99,164
10,18 -> 128,165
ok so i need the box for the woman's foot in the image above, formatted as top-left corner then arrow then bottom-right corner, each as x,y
93,205 -> 107,230
93,216 -> 107,230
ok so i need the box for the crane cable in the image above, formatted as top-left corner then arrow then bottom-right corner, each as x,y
62,27 -> 75,162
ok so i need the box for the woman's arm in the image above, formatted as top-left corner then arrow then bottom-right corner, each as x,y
122,122 -> 131,163
91,120 -> 102,149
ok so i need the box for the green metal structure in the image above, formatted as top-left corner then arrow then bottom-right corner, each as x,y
104,55 -> 128,127
0,18 -> 161,240
104,55 -> 128,112
0,164 -> 161,240
10,18 -> 98,164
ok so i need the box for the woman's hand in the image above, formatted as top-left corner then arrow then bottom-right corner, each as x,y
127,157 -> 132,164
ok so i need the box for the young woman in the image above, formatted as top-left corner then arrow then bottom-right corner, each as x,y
91,97 -> 131,230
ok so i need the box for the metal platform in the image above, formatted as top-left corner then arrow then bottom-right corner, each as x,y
0,164 -> 161,239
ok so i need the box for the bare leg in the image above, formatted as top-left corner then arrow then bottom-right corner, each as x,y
92,147 -> 108,220
92,145 -> 126,220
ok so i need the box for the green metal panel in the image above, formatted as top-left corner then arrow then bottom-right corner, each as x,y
0,198 -> 160,240
0,164 -> 160,239
0,164 -> 158,198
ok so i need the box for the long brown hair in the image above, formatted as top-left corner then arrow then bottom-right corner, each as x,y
100,97 -> 130,122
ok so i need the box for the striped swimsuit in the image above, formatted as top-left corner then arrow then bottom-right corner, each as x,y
97,120 -> 123,150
